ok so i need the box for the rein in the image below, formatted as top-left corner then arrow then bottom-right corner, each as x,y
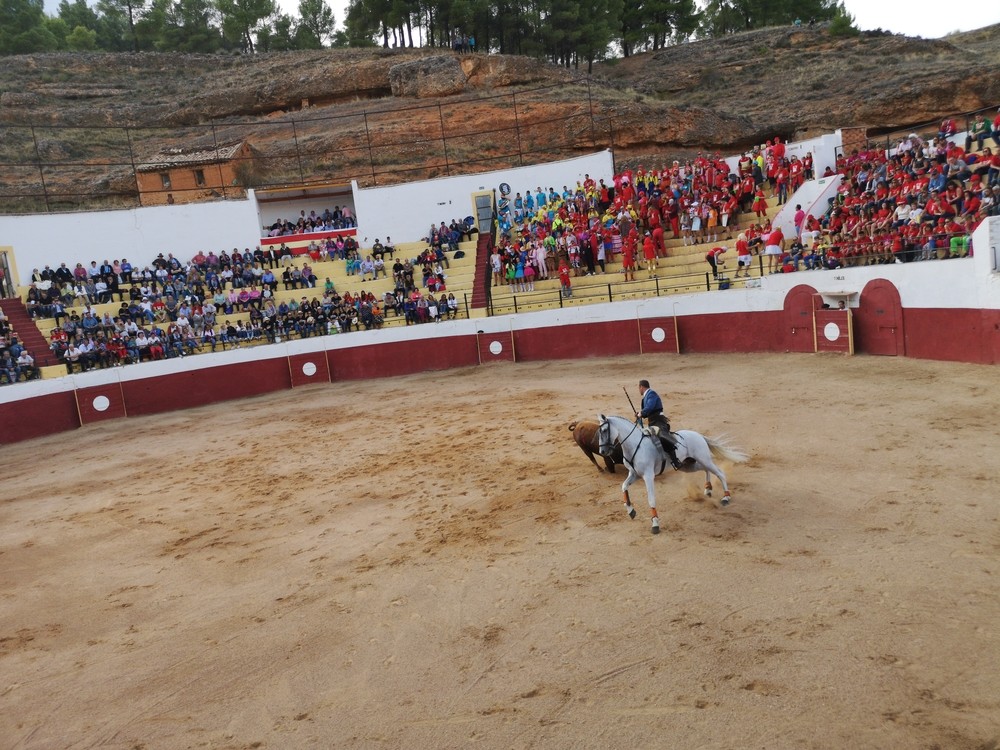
606,418 -> 645,467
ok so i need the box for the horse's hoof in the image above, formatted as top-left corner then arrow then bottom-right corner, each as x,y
651,525 -> 660,534
627,507 -> 636,519
721,495 -> 731,507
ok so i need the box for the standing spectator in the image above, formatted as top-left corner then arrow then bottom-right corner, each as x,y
558,258 -> 572,298
764,225 -> 785,274
642,231 -> 657,277
734,233 -> 752,278
706,245 -> 727,280
793,204 -> 806,241
621,228 -> 637,282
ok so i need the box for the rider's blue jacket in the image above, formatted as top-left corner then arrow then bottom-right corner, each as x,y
640,388 -> 664,419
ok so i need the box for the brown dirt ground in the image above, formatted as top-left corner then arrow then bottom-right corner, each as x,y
2,352 -> 998,750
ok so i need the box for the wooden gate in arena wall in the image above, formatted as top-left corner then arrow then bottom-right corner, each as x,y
855,280 -> 904,356
783,285 -> 818,353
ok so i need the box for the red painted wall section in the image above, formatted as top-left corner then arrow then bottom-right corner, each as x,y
477,331 -> 516,364
902,308 -> 1000,364
0,391 -> 80,444
289,353 -> 331,387
328,335 -> 479,381
986,310 -> 1000,365
679,311 -> 787,353
638,318 -> 679,355
121,359 -> 292,416
77,383 -> 127,424
814,310 -> 852,354
4,302 -> 1000,447
513,320 -> 638,361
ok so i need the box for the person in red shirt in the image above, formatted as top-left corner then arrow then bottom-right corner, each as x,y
961,189 -> 982,220
621,228 -> 637,282
772,137 -> 786,161
738,152 -> 753,177
706,245 -> 727,280
734,233 -> 752,278
642,232 -> 657,276
985,147 -> 1000,185
774,161 -> 789,205
646,206 -> 664,257
824,245 -> 843,269
740,174 -> 756,212
990,109 -> 1000,148
764,226 -> 784,274
558,259 -> 572,298
939,118 -> 957,139
789,157 -> 804,191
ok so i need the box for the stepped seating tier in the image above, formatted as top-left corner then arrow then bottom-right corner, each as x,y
22,238 -> 479,331
488,200 -> 785,305
8,238 -> 482,377
258,227 -> 357,251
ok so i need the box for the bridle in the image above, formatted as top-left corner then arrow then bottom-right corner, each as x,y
600,417 -> 644,466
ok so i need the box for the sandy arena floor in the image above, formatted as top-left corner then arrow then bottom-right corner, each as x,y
2,353 -> 998,749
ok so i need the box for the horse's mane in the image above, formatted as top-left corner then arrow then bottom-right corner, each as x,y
600,414 -> 635,426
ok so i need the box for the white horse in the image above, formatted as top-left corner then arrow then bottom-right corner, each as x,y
597,414 -> 748,534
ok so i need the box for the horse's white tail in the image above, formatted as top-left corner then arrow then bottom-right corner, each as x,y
705,435 -> 749,464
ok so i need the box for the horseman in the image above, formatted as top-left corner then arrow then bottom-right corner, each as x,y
637,379 -> 680,470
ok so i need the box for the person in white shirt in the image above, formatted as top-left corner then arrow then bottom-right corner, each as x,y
893,201 -> 911,228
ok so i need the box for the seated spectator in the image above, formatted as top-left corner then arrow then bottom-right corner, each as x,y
801,243 -> 821,270
359,255 -> 376,281
0,350 -> 18,384
967,113 -> 992,152
64,342 -> 83,373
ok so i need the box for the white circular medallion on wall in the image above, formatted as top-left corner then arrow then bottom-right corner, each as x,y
302,361 -> 318,377
489,340 -> 503,356
824,322 -> 841,342
651,327 -> 666,344
92,395 -> 111,412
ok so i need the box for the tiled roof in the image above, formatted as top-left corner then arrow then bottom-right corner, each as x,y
138,142 -> 246,171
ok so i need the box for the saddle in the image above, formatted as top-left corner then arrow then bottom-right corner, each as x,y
642,425 -> 682,469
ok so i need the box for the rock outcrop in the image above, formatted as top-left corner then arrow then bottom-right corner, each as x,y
389,56 -> 467,98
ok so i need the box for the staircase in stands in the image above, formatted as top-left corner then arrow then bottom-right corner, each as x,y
0,298 -> 61,367
469,231 -> 495,311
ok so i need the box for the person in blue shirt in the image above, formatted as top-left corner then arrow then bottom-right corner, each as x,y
637,379 -> 680,469
928,169 -> 947,194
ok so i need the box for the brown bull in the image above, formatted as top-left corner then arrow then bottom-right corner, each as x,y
569,419 -> 624,473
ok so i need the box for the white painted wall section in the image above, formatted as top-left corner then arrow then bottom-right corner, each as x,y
3,199 -> 261,285
350,151 -> 616,246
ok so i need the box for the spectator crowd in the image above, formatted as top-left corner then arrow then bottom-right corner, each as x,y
13,213 -> 475,378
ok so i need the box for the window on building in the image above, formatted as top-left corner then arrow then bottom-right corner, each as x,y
160,173 -> 171,189
194,169 -> 206,187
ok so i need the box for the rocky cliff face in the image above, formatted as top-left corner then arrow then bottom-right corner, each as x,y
0,23 -> 997,203
591,24 -> 1000,143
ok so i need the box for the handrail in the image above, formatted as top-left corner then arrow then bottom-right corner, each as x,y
487,268 -> 724,316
